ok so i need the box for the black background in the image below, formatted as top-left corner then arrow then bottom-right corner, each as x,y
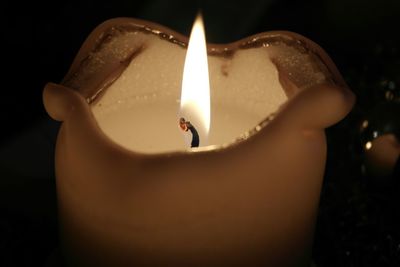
1,0 -> 399,266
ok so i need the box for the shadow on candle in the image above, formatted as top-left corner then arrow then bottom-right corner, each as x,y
43,17 -> 355,267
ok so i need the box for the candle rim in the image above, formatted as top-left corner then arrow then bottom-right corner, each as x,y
62,17 -> 348,104
44,17 -> 354,157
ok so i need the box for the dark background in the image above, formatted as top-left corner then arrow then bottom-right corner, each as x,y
1,0 -> 399,266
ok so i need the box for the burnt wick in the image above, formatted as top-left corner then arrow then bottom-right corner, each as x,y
179,117 -> 200,148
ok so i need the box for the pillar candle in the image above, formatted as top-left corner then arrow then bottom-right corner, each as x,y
43,16 -> 355,267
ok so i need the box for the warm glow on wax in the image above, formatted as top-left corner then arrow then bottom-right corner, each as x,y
180,13 -> 211,136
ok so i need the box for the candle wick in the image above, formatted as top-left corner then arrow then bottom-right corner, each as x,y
179,117 -> 199,148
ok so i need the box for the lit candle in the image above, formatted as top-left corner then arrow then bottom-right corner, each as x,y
360,101 -> 400,178
43,14 -> 355,267
364,134 -> 400,177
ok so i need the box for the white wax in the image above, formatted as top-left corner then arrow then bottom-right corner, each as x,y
91,34 -> 288,153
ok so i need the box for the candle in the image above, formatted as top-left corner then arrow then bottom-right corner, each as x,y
43,15 -> 355,267
364,134 -> 400,177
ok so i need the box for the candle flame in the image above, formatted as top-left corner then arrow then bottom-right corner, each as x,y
180,13 -> 211,141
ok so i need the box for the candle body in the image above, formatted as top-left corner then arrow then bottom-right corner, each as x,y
55,98 -> 324,266
43,18 -> 355,267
